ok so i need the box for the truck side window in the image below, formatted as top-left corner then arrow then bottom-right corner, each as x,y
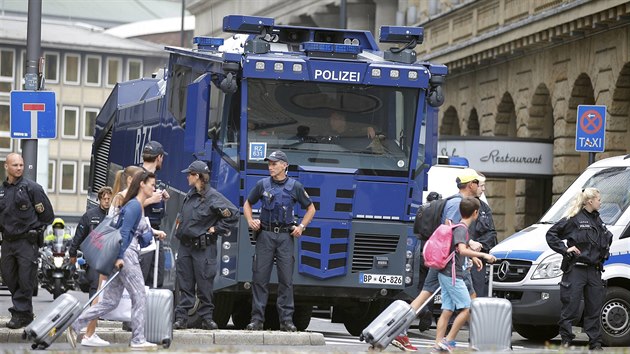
167,64 -> 192,127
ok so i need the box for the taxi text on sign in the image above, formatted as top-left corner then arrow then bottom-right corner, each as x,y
10,91 -> 57,139
575,105 -> 606,153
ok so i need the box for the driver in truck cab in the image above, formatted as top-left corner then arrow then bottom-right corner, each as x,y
546,187 -> 613,351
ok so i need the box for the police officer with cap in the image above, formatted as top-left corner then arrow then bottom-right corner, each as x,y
0,153 -> 54,328
244,150 -> 316,331
546,187 -> 612,350
173,160 -> 239,330
140,141 -> 170,288
69,186 -> 113,296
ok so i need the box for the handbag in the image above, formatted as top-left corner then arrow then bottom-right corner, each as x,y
80,214 -> 123,276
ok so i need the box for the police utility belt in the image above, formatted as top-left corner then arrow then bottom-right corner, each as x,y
574,261 -> 603,271
180,233 -> 217,249
261,223 -> 294,233
3,229 -> 42,243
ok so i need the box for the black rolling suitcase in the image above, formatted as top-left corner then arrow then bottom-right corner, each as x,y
23,270 -> 121,350
359,287 -> 441,350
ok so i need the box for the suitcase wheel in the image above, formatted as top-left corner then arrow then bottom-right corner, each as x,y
162,339 -> 171,349
31,343 -> 47,350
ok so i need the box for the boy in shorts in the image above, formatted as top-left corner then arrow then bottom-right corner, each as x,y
433,197 -> 496,353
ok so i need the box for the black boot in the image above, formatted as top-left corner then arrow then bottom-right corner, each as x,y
173,318 -> 188,330
246,320 -> 263,331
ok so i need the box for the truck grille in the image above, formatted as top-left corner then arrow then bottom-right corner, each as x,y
351,233 -> 399,272
492,259 -> 532,283
91,129 -> 112,192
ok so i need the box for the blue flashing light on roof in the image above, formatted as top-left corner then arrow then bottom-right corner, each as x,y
379,26 -> 424,44
223,15 -> 274,34
449,156 -> 469,167
193,37 -> 224,51
302,41 -> 361,55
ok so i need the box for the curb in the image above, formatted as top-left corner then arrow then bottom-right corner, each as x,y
0,326 -> 325,346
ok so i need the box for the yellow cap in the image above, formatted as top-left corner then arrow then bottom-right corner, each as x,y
52,217 -> 65,228
456,168 -> 482,184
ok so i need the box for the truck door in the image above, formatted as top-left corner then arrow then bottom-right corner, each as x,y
184,73 -> 213,159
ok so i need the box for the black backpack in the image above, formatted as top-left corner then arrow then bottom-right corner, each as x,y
413,194 -> 459,241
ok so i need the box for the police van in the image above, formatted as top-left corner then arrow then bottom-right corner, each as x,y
490,154 -> 630,346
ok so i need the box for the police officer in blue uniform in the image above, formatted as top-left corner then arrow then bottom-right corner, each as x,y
0,153 -> 54,329
173,160 -> 239,330
244,150 -> 316,331
139,141 -> 170,288
69,186 -> 113,297
546,187 -> 612,351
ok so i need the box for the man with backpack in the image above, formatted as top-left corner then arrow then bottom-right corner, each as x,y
392,169 -> 483,350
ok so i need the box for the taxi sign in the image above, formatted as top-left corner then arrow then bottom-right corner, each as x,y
575,105 -> 605,153
10,91 -> 57,139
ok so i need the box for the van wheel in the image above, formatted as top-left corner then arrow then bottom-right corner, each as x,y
601,286 -> 630,346
514,324 -> 558,341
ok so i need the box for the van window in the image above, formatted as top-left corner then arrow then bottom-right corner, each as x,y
543,167 -> 630,225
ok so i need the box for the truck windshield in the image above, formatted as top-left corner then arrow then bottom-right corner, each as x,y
246,79 -> 419,175
541,166 -> 630,225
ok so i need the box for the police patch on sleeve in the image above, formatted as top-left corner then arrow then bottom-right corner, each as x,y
221,208 -> 232,217
35,202 -> 45,213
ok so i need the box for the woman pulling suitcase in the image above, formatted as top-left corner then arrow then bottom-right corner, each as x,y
66,171 -> 158,350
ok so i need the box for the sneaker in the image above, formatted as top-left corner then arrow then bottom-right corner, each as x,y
391,335 -> 417,351
130,341 -> 158,350
437,338 -> 455,353
81,333 -> 110,347
66,326 -> 78,349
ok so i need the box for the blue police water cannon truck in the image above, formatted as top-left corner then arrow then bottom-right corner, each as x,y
87,15 -> 447,334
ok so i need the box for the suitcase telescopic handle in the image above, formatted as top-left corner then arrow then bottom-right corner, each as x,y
82,269 -> 121,311
488,264 -> 494,296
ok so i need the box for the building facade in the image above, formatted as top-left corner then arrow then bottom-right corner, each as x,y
189,0 -> 630,239
0,16 -> 167,217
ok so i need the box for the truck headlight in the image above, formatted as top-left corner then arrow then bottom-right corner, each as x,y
531,253 -> 563,279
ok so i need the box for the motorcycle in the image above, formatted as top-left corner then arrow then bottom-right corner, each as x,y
37,226 -> 78,299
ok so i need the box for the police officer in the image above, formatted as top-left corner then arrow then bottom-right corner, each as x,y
173,160 -> 239,330
0,153 -> 54,329
244,150 -> 316,332
469,173 -> 497,297
546,187 -> 612,351
139,141 -> 170,288
69,186 -> 113,297
43,218 -> 73,248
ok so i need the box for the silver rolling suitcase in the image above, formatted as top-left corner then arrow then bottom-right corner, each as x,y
144,240 -> 174,348
469,265 -> 512,351
23,270 -> 121,350
360,287 -> 440,350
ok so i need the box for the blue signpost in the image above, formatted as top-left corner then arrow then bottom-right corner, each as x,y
10,91 -> 57,139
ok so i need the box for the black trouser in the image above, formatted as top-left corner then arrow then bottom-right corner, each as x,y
86,264 -> 101,299
251,230 -> 295,323
559,265 -> 605,347
174,242 -> 217,322
471,260 -> 488,297
139,242 -> 165,288
0,238 -> 38,318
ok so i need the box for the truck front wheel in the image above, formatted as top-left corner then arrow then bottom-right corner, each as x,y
601,286 -> 630,346
338,300 -> 387,336
514,324 -> 558,342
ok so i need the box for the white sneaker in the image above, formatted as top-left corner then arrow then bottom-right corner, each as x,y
130,341 -> 158,350
65,326 -> 78,349
81,333 -> 110,347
